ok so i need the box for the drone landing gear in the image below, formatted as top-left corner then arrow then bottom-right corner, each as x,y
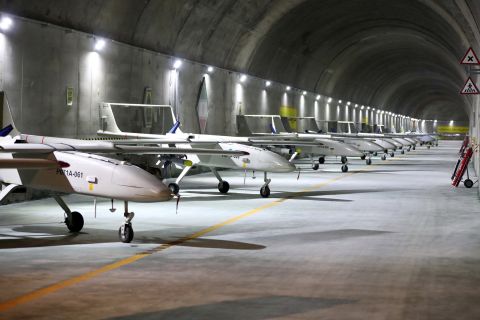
260,172 -> 271,198
211,167 -> 230,194
54,195 -> 84,233
168,165 -> 194,195
119,201 -> 134,243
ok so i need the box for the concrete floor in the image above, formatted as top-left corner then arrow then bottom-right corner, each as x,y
0,141 -> 479,319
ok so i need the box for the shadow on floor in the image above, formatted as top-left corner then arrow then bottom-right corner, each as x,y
105,295 -> 356,320
252,229 -> 393,244
0,225 -> 266,250
178,188 -> 405,202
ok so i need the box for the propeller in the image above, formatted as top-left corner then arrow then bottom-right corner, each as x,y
175,193 -> 181,215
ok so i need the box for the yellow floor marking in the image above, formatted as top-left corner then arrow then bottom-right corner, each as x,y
0,160 -> 395,312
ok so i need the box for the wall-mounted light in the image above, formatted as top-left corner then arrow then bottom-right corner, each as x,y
173,59 -> 182,69
338,100 -> 342,104
316,95 -> 321,100
94,38 -> 106,51
302,91 -> 307,95
449,120 -> 454,126
355,104 -> 358,108
347,101 -> 351,106
366,106 -> 370,110
239,74 -> 247,82
286,86 -> 291,91
0,16 -> 13,31
327,97 -> 332,103
207,66 -> 214,73
265,81 -> 271,87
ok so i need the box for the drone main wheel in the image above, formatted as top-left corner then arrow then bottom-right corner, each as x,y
218,181 -> 230,193
65,211 -> 84,233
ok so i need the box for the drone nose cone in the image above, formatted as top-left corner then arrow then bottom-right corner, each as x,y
153,184 -> 174,201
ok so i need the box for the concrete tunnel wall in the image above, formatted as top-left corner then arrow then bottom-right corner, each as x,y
0,15 -> 416,139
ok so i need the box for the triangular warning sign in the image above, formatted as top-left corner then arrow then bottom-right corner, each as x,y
461,77 -> 480,94
461,47 -> 480,65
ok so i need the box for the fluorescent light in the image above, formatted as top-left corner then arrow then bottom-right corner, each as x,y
265,81 -> 271,87
286,86 -> 291,91
239,74 -> 247,82
207,66 -> 214,73
302,91 -> 307,95
0,17 -> 12,31
94,39 -> 106,51
316,95 -> 321,100
173,59 -> 182,69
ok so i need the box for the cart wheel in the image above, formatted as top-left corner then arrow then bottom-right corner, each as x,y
464,179 -> 474,188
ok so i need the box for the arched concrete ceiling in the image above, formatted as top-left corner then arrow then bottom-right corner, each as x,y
0,0 -> 478,121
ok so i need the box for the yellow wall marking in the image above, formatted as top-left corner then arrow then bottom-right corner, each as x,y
0,157 -> 404,312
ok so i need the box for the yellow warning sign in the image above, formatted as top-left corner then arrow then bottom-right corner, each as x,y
437,126 -> 469,134
279,105 -> 297,130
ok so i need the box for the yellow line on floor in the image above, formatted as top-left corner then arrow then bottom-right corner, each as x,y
0,163 -> 380,312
